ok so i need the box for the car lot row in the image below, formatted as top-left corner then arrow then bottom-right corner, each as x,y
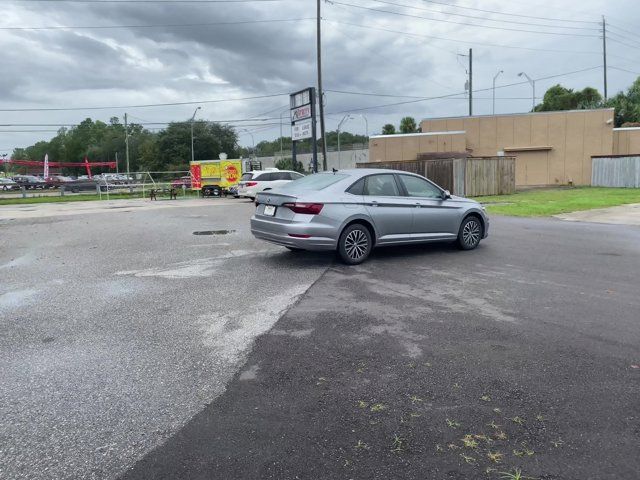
0,174 -> 135,191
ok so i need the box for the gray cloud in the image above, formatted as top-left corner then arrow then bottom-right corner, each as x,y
0,0 -> 639,153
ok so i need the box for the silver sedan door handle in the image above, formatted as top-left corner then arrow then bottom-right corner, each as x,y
415,202 -> 421,208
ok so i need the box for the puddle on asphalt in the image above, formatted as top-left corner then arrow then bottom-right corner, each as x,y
193,230 -> 236,236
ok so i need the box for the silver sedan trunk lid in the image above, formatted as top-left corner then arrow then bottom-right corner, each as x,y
255,191 -> 297,206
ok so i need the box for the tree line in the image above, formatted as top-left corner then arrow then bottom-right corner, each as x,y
8,117 -> 239,174
6,117 -> 369,175
379,76 -> 640,135
8,76 -> 639,174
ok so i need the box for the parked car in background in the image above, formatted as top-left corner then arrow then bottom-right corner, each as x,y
236,169 -> 304,200
171,176 -> 192,189
116,174 -> 133,183
44,175 -> 75,189
251,169 -> 489,265
0,178 -> 18,190
13,175 -> 46,189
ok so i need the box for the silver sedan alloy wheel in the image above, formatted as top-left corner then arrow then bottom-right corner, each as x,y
344,229 -> 369,261
462,219 -> 481,247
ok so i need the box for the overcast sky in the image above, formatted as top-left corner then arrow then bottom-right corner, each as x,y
1,0 -> 639,154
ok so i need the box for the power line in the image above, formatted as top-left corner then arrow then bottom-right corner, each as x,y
326,66 -> 603,114
3,0 -> 285,3
328,1 -> 600,37
606,31 -> 640,49
324,19 -> 604,56
0,17 -> 313,31
607,22 -> 637,38
326,22 -> 453,90
610,66 -> 640,76
0,122 -> 286,133
0,117 -> 286,126
326,90 -> 539,100
0,92 -> 288,112
607,37 -> 640,51
608,52 -> 640,65
412,0 -> 598,25
366,0 -> 599,31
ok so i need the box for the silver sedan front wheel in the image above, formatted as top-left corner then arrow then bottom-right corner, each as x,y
338,224 -> 372,265
457,216 -> 482,250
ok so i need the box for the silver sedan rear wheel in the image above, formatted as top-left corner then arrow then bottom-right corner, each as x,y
338,224 -> 372,265
457,216 -> 482,250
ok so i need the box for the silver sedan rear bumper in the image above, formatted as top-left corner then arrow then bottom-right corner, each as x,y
250,216 -> 337,251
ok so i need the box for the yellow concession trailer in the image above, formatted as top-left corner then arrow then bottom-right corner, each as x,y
190,159 -> 242,196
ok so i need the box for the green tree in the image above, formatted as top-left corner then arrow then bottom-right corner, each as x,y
399,117 -> 417,134
323,130 -> 369,150
382,124 -> 396,135
606,77 -> 640,127
11,148 -> 28,160
275,157 -> 305,173
535,84 -> 603,112
156,120 -> 238,170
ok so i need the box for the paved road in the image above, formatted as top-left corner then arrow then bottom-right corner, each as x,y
0,199 -> 331,480
3,201 -> 640,479
119,216 -> 640,480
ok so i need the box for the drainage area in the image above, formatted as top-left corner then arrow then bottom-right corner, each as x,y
193,230 -> 236,236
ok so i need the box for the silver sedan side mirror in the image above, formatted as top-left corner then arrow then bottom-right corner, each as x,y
442,189 -> 451,199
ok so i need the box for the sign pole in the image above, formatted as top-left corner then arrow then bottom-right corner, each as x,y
290,87 -> 316,173
310,88 -> 318,173
292,138 -> 297,166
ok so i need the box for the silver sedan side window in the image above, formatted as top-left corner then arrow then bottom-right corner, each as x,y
399,174 -> 442,199
364,174 -> 400,197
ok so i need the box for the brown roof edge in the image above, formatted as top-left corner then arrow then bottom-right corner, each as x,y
591,154 -> 640,158
417,151 -> 470,160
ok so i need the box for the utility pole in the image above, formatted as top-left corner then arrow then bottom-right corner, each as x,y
317,0 -> 327,170
190,106 -> 201,163
468,48 -> 473,116
602,16 -> 608,101
124,113 -> 130,179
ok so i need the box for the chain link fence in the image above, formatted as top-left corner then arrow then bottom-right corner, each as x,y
0,171 -> 206,202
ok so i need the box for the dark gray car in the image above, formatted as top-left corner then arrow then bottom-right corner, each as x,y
251,169 -> 489,264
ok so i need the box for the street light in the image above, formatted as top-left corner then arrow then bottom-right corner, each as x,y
190,106 -> 201,163
237,128 -> 255,157
492,70 -> 504,115
518,72 -> 536,111
337,114 -> 354,169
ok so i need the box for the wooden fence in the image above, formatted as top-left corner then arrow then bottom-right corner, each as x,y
357,156 -> 515,196
592,155 -> 640,188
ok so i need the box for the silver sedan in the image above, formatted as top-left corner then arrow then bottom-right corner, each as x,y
250,169 -> 489,264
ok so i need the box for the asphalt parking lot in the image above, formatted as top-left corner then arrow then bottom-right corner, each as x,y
0,199 -> 329,480
2,199 -> 639,480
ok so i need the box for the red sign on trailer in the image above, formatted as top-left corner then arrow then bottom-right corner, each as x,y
190,163 -> 202,189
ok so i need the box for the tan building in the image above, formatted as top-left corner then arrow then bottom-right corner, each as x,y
369,109 -> 640,187
613,127 -> 640,155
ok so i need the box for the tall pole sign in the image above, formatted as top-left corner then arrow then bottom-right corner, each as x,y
290,87 -> 318,173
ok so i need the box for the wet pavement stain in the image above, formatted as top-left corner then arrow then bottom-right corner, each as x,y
192,230 -> 236,236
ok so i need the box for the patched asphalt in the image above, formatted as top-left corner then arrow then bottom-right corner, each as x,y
119,216 -> 640,480
0,199 -> 330,480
